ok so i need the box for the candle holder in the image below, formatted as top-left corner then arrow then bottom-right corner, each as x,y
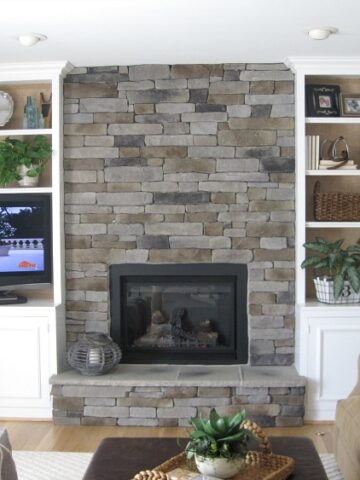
67,332 -> 122,375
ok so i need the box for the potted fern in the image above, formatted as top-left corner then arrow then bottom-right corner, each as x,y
0,135 -> 52,187
186,408 -> 251,479
301,237 -> 360,304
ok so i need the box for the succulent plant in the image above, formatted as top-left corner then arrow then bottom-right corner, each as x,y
185,408 -> 251,460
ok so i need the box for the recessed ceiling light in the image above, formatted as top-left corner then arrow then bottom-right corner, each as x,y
307,27 -> 338,40
18,33 -> 47,47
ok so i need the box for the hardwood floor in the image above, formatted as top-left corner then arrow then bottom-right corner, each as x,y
1,420 -> 336,454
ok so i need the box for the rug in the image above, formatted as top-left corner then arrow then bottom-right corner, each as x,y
320,454 -> 345,480
13,451 -> 93,480
12,451 -> 344,480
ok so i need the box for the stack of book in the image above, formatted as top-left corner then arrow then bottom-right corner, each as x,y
318,159 -> 358,170
306,135 -> 320,170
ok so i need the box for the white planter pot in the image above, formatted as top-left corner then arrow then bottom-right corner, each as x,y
195,454 -> 244,479
17,165 -> 39,187
313,277 -> 360,304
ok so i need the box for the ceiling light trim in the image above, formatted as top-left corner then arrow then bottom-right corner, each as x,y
307,27 -> 338,40
18,33 -> 47,47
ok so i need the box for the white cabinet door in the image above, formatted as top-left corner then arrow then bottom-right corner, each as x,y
305,313 -> 360,421
0,314 -> 52,418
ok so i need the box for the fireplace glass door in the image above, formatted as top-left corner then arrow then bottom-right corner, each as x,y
125,277 -> 234,349
110,264 -> 248,364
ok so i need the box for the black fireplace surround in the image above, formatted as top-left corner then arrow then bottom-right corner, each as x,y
110,264 -> 248,364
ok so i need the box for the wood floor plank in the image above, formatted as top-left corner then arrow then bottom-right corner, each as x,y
1,420 -> 336,454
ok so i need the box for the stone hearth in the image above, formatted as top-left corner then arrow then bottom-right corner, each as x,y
51,365 -> 305,427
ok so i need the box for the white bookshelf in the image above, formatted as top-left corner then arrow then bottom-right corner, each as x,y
287,57 -> 360,421
0,62 -> 72,418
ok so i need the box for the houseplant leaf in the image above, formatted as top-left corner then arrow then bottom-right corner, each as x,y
333,274 -> 344,299
347,266 -> 360,293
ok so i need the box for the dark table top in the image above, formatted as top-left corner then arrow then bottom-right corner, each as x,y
82,436 -> 328,480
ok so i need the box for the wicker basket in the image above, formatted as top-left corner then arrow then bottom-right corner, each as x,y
313,181 -> 360,221
131,420 -> 294,480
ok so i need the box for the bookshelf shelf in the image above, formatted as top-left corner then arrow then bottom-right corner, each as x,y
306,169 -> 360,176
0,187 -> 53,194
306,221 -> 360,228
306,117 -> 360,124
0,128 -> 52,136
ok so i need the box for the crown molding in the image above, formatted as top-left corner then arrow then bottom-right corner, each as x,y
0,61 -> 74,81
285,56 -> 360,75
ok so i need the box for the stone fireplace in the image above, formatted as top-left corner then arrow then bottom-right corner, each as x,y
63,62 -> 296,367
52,63 -> 305,428
110,263 -> 248,364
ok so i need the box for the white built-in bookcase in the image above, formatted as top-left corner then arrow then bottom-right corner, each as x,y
0,62 -> 72,418
287,57 -> 360,420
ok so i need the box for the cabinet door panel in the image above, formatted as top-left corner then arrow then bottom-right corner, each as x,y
320,328 -> 359,399
0,316 -> 49,407
307,315 -> 360,420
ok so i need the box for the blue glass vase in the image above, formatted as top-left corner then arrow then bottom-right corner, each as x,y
25,96 -> 37,129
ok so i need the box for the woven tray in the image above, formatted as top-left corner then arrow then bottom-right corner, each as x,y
131,420 -> 294,480
313,180 -> 360,221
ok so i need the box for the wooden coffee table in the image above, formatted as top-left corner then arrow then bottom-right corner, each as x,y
82,436 -> 328,480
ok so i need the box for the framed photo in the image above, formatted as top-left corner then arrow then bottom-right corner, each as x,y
305,84 -> 340,117
341,93 -> 360,116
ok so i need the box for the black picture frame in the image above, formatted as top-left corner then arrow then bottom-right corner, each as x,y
305,84 -> 340,117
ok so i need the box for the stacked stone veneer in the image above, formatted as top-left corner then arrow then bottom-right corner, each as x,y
63,63 -> 295,368
52,385 -> 305,427
51,365 -> 305,427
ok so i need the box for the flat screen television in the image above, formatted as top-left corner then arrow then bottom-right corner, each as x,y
0,193 -> 52,303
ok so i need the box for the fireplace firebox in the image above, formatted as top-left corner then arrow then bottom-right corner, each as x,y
110,264 -> 248,364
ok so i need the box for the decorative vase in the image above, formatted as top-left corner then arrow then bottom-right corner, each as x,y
16,165 -> 39,187
313,277 -> 360,304
67,332 -> 122,376
195,455 -> 245,479
24,95 -> 38,129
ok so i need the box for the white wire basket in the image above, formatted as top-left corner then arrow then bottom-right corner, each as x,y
313,277 -> 360,304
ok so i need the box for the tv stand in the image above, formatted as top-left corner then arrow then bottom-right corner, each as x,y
0,291 -> 27,305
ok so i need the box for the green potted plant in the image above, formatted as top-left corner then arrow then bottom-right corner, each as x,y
301,237 -> 360,304
0,135 -> 52,187
185,408 -> 252,479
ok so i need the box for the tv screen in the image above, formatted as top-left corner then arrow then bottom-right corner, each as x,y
0,194 -> 52,289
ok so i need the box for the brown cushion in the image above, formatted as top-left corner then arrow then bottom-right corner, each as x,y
335,396 -> 360,480
0,428 -> 18,480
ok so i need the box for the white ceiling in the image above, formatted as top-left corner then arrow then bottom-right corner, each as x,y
1,0 -> 360,67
